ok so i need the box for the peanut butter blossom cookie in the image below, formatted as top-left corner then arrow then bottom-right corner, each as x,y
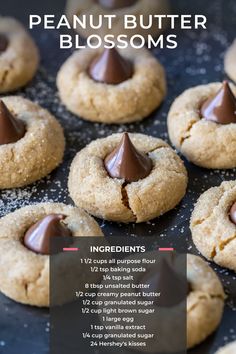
187,254 -> 225,349
68,132 -> 187,223
98,252 -> 188,353
0,96 -> 65,189
97,252 -> 225,351
57,47 -> 166,124
65,0 -> 170,39
0,17 -> 39,93
0,203 -> 104,307
168,81 -> 236,169
225,39 -> 236,82
190,180 -> 236,272
215,341 -> 236,354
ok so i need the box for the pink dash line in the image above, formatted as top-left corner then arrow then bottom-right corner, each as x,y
63,248 -> 80,252
158,248 -> 174,251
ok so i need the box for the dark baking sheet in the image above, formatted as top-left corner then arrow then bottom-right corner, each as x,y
0,0 -> 236,353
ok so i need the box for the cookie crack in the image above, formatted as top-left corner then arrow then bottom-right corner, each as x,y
0,68 -> 9,87
187,293 -> 224,313
121,183 -> 137,222
0,62 -> 13,88
147,145 -> 169,154
24,282 -> 29,298
219,235 -> 236,251
179,118 -> 199,147
212,235 -> 236,260
22,267 -> 44,299
191,186 -> 229,228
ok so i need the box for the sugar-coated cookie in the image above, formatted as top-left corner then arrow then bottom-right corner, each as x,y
57,47 -> 166,124
97,252 -> 225,351
0,96 -> 65,189
168,81 -> 236,169
68,132 -> 187,223
190,180 -> 236,272
187,254 -> 225,349
0,17 -> 39,93
0,203 -> 104,307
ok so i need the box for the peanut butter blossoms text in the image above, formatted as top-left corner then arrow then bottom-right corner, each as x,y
29,14 -> 207,49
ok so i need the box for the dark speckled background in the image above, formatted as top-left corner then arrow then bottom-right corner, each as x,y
0,0 -> 235,353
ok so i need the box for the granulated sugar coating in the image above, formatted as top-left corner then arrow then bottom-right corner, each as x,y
0,0 -> 235,353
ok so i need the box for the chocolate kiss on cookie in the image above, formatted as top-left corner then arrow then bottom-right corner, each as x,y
24,214 -> 72,255
104,132 -> 152,182
201,81 -> 236,124
89,48 -> 133,85
229,202 -> 236,224
96,0 -> 137,9
0,34 -> 8,53
0,100 -> 25,145
140,259 -> 187,307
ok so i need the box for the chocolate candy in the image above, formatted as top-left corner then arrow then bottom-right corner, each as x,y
201,81 -> 236,124
0,100 -> 25,145
88,48 -> 133,85
104,132 -> 152,183
140,258 -> 188,307
0,34 -> 8,53
230,202 -> 236,225
24,214 -> 72,255
96,0 -> 137,9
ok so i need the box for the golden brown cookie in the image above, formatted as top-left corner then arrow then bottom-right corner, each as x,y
68,133 -> 187,223
167,82 -> 236,169
187,254 -> 225,349
215,341 -> 236,354
0,96 -> 65,189
57,46 -> 166,124
0,17 -> 39,93
65,0 -> 170,39
190,180 -> 236,272
97,251 -> 187,353
0,203 -> 104,307
225,40 -> 236,82
97,252 -> 225,351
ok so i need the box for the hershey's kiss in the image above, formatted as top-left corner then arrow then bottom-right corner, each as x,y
201,81 -> 236,124
24,214 -> 72,255
104,132 -> 152,183
229,202 -> 236,225
88,48 -> 133,85
140,259 -> 188,307
0,34 -> 8,53
0,100 -> 25,145
96,0 -> 138,9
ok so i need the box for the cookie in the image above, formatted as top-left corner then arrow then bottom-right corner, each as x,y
0,96 -> 65,189
0,17 -> 39,93
65,0 -> 170,39
215,341 -> 236,354
225,40 -> 236,82
68,132 -> 187,223
167,81 -> 236,169
187,254 -> 225,349
97,251 -> 187,353
190,180 -> 236,272
0,203 -> 104,307
97,252 -> 225,351
57,47 -> 166,124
